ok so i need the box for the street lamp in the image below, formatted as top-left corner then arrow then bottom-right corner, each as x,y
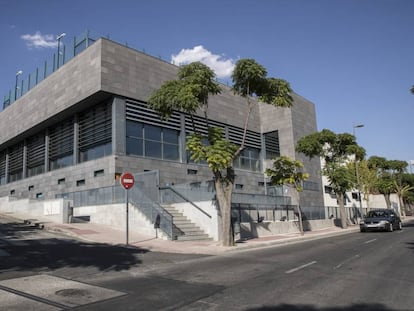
14,70 -> 23,101
353,124 -> 364,218
56,33 -> 66,69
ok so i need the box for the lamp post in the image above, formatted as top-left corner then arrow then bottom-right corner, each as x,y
353,124 -> 364,218
56,33 -> 66,69
14,70 -> 23,101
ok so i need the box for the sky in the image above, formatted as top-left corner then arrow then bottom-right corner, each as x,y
1,0 -> 413,166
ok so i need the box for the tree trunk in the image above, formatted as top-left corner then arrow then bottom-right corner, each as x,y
398,195 -> 406,217
384,194 -> 391,209
215,179 -> 234,246
337,194 -> 348,229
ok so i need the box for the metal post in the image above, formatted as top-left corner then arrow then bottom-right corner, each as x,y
353,124 -> 364,218
126,189 -> 129,245
56,33 -> 66,69
14,70 -> 22,101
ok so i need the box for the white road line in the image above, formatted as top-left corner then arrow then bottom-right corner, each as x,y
334,254 -> 360,270
364,239 -> 377,244
285,261 -> 317,274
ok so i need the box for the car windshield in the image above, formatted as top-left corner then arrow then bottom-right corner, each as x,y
366,211 -> 389,218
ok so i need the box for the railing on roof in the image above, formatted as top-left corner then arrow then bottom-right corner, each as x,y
3,30 -> 99,110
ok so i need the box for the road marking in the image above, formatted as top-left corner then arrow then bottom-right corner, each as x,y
285,261 -> 317,274
334,254 -> 360,270
364,239 -> 377,244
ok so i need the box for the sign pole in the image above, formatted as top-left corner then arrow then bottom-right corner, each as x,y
120,172 -> 135,246
126,188 -> 129,245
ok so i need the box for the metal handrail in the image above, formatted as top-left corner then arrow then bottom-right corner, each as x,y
159,186 -> 212,219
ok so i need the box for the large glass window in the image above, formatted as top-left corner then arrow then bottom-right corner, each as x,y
126,120 -> 179,161
234,147 -> 260,171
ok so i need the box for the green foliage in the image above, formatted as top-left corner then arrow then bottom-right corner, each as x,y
186,127 -> 238,174
296,129 -> 365,195
324,163 -> 355,195
147,62 -> 221,119
266,156 -> 309,192
231,59 -> 267,97
231,59 -> 293,108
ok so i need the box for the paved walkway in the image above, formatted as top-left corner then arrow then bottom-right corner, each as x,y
0,211 -> 386,255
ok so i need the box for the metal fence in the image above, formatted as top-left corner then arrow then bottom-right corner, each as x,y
232,203 -> 297,223
56,183 -> 174,239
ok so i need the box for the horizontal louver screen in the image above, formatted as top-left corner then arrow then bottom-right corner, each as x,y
49,118 -> 74,159
8,143 -> 23,173
228,126 -> 261,149
0,150 -> 6,175
27,133 -> 45,168
79,103 -> 112,150
126,100 -> 181,131
264,130 -> 280,156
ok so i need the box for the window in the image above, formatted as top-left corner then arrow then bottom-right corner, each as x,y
76,179 -> 85,186
187,169 -> 197,175
126,120 -> 179,161
8,143 -> 24,182
49,118 -> 74,171
0,150 -> 6,185
58,178 -> 66,185
36,193 -> 43,199
26,132 -> 45,177
28,185 -> 34,191
235,184 -> 244,190
324,186 -> 334,194
234,147 -> 260,171
78,102 -> 112,163
264,131 -> 280,159
94,169 -> 104,177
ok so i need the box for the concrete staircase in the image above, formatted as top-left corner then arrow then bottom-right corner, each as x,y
162,205 -> 212,241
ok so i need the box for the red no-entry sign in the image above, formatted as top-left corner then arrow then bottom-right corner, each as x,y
120,172 -> 135,190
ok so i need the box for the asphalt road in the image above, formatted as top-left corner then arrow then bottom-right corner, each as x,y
1,217 -> 414,311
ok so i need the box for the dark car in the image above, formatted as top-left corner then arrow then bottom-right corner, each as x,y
360,209 -> 402,232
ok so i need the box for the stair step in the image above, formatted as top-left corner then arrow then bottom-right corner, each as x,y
163,205 -> 212,241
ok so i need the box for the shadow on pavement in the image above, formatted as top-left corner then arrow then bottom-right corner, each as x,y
0,221 -> 148,272
249,303 -> 396,311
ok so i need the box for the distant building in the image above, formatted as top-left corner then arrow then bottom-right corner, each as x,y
0,33 -> 323,209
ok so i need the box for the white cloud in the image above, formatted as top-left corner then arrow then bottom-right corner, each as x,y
21,31 -> 58,49
171,45 -> 235,79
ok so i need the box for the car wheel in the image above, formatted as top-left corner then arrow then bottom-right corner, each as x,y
388,223 -> 393,232
360,228 -> 366,233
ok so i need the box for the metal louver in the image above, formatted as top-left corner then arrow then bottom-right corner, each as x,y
49,118 -> 74,160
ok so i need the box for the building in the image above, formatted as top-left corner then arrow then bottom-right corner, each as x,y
0,33 -> 324,210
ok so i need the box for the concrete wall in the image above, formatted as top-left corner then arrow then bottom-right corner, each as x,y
0,41 -> 103,147
74,203 -> 165,239
241,218 -> 334,239
0,156 -> 116,200
0,196 -> 72,224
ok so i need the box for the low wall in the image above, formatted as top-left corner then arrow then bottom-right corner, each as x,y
0,196 -> 72,224
241,218 -> 335,239
74,203 -> 165,239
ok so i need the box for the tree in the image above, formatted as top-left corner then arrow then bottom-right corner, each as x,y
368,156 -> 408,210
411,85 -> 414,94
265,156 -> 309,235
355,159 -> 377,211
148,60 -> 293,246
296,129 -> 365,229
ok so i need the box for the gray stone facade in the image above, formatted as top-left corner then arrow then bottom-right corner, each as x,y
0,38 -> 323,207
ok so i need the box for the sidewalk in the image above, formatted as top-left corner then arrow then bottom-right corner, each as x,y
0,211 -> 381,255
